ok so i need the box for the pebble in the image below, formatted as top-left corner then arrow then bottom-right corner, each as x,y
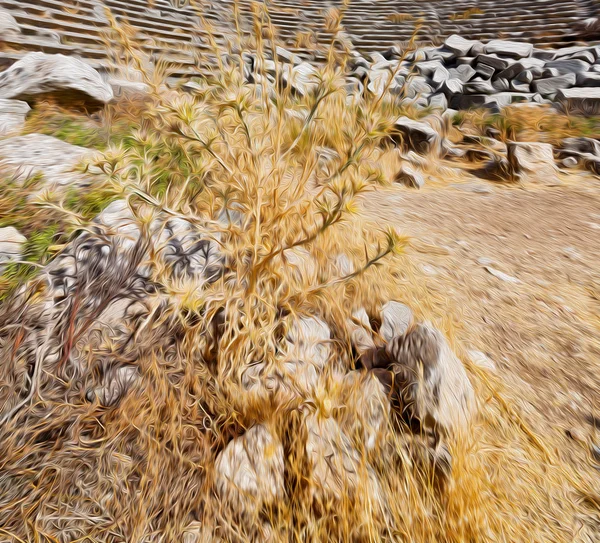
468,349 -> 496,371
563,246 -> 582,261
566,427 -> 587,443
421,264 -> 439,276
562,156 -> 578,168
485,266 -> 521,284
451,182 -> 493,194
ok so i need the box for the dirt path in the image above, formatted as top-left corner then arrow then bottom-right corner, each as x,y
361,174 -> 600,486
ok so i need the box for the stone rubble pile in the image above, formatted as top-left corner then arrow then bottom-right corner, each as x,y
227,35 -> 600,117
341,35 -> 600,114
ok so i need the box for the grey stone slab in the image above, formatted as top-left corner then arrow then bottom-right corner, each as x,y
532,73 -> 576,95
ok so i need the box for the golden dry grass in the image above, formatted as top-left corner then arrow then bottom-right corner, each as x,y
386,13 -> 415,23
454,104 -> 600,145
0,4 -> 598,543
450,7 -> 484,21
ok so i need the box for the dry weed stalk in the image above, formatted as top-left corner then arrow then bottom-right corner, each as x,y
0,4 -> 596,543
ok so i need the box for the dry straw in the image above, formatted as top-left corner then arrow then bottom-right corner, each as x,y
0,2 -> 597,542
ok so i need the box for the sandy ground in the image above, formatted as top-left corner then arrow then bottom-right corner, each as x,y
361,167 -> 600,493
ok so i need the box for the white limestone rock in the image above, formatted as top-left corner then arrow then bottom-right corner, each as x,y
0,98 -> 29,136
380,301 -> 413,342
0,133 -> 95,188
0,52 -> 113,105
0,226 -> 26,270
215,424 -> 285,517
385,322 -> 475,437
507,141 -> 560,185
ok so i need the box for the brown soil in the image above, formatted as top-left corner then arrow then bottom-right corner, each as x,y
361,169 -> 600,505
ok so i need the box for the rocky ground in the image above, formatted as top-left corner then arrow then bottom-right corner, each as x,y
362,170 -> 600,452
0,26 -> 600,542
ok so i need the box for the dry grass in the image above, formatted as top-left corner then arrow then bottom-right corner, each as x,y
0,4 -> 598,543
450,7 -> 484,21
454,104 -> 600,145
386,13 -> 415,23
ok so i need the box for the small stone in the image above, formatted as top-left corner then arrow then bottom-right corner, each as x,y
468,349 -> 496,371
414,60 -> 445,77
404,75 -> 433,98
562,156 -> 578,168
341,371 -> 390,451
0,8 -> 20,37
560,137 -> 600,158
441,78 -> 464,96
383,45 -> 401,60
576,73 -> 600,87
108,77 -> 150,97
465,148 -> 496,162
464,79 -> 495,95
566,427 -> 588,443
0,99 -> 30,136
428,92 -> 448,110
545,59 -> 591,75
0,133 -> 95,189
507,141 -> 560,185
431,66 -> 450,88
282,62 -> 318,97
474,63 -> 495,80
87,365 -> 139,406
0,226 -> 26,268
275,45 -> 297,64
384,322 -> 475,437
380,301 -> 413,342
492,78 -> 511,92
485,266 -> 521,284
484,40 -> 533,59
305,414 -> 361,500
448,64 -> 477,83
392,117 -> 441,155
394,163 -> 425,189
182,522 -> 214,543
367,69 -> 404,97
532,73 -> 576,95
533,49 -> 557,61
95,200 -> 140,249
285,316 -> 331,368
542,68 -> 560,79
510,80 -> 530,93
556,88 -> 600,115
348,308 -> 375,354
445,34 -> 478,56
496,59 -> 544,81
456,57 -> 476,67
215,424 -> 284,517
475,54 -> 512,71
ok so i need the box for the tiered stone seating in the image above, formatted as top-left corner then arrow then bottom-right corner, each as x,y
0,0 -> 598,76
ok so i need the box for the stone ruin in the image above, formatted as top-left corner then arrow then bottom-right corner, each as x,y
0,0 -> 599,77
